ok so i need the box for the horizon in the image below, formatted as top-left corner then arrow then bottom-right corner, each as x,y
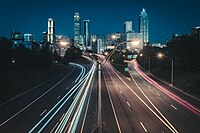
0,0 -> 200,43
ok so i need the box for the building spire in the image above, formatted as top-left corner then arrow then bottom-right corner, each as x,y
142,8 -> 145,12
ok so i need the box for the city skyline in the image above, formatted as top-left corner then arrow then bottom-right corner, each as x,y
0,0 -> 200,43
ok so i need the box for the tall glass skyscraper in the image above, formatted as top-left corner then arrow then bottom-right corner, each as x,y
124,21 -> 133,33
84,20 -> 90,48
48,18 -> 55,44
48,18 -> 55,52
74,12 -> 81,44
139,8 -> 149,44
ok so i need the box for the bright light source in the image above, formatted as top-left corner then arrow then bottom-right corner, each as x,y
60,41 -> 68,46
131,40 -> 140,46
157,53 -> 164,58
92,38 -> 96,42
104,52 -> 108,56
140,53 -> 143,57
112,35 -> 117,39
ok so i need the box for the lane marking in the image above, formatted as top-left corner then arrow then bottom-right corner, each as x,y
171,104 -> 178,111
40,109 -> 47,117
127,102 -> 131,107
107,63 -> 178,133
103,72 -> 122,133
0,65 -> 76,127
120,91 -> 122,94
140,122 -> 148,132
28,65 -> 93,133
57,95 -> 61,99
148,85 -> 151,88
156,93 -> 160,96
80,71 -> 94,133
126,77 -> 131,81
132,60 -> 200,116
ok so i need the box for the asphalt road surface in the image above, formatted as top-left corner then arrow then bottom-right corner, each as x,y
102,60 -> 200,133
0,62 -> 96,133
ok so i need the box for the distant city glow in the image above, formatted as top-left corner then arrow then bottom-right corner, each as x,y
112,35 -> 117,39
60,41 -> 68,46
131,40 -> 140,46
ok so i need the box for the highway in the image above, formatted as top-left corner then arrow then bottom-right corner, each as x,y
0,56 -> 200,133
0,60 -> 97,133
102,60 -> 200,133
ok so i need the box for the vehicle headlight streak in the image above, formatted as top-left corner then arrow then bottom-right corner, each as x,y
29,64 -> 95,133
70,63 -> 86,83
56,64 -> 96,132
132,60 -> 200,116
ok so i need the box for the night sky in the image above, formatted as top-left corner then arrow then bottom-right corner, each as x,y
0,0 -> 199,43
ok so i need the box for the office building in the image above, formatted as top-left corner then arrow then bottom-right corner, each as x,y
48,18 -> 56,52
84,20 -> 90,48
97,38 -> 103,54
74,12 -> 81,44
126,32 -> 143,51
124,21 -> 133,33
139,8 -> 149,44
192,26 -> 200,39
24,33 -> 35,42
42,31 -> 48,43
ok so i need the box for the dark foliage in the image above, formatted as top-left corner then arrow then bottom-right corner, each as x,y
0,37 -> 13,68
63,46 -> 82,64
14,44 -> 51,68
53,50 -> 61,62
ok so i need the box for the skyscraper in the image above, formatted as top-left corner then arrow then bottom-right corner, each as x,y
139,8 -> 149,44
47,18 -> 55,51
74,12 -> 81,44
84,20 -> 90,48
124,21 -> 133,33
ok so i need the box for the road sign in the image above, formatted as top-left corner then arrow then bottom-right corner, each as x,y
124,67 -> 129,71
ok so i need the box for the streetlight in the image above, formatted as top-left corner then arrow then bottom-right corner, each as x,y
157,52 -> 174,86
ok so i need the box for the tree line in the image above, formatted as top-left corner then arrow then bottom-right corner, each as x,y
0,37 -> 82,69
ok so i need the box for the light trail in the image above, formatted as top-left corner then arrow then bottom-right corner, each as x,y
29,63 -> 89,133
0,65 -> 76,127
132,60 -> 200,116
105,62 -> 178,133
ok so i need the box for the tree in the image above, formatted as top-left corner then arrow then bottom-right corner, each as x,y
63,46 -> 82,64
0,37 -> 13,68
38,46 -> 52,68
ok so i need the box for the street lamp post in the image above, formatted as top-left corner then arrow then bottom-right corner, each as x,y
171,59 -> 174,86
148,56 -> 151,73
157,53 -> 174,86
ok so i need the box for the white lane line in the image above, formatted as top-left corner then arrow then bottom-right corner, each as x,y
108,64 -> 178,133
57,95 -> 61,99
140,122 -> 148,132
103,72 -> 122,133
120,91 -> 122,94
126,77 -> 131,81
171,104 -> 178,111
156,93 -> 160,96
80,71 -> 94,133
127,102 -> 131,107
0,66 -> 76,127
40,109 -> 47,117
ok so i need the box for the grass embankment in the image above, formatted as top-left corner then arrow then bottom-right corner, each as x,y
0,64 -> 71,104
151,67 -> 200,98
